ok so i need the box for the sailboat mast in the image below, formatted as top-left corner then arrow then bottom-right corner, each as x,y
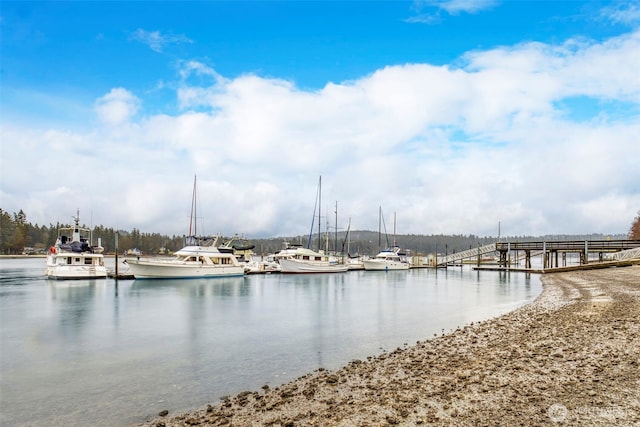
393,212 -> 397,246
334,201 -> 338,254
318,175 -> 322,252
346,217 -> 351,255
378,206 -> 382,251
189,175 -> 197,236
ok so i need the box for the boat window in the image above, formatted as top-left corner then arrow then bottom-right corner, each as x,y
67,257 -> 72,264
75,258 -> 80,264
84,258 -> 92,265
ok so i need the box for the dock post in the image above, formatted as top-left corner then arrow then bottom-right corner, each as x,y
445,244 -> 448,269
115,232 -> 119,281
542,241 -> 546,270
584,240 -> 589,265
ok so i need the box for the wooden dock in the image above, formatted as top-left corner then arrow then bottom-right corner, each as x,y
495,240 -> 640,269
107,269 -> 135,280
434,240 -> 640,271
474,258 -> 640,274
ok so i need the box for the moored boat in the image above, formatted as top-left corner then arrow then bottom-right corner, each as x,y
364,208 -> 410,271
275,244 -> 348,274
124,175 -> 245,279
346,255 -> 366,270
45,210 -> 107,280
362,246 -> 410,271
125,236 -> 245,279
217,235 -> 279,274
275,176 -> 347,274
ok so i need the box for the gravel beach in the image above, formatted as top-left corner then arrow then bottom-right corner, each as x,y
144,266 -> 640,426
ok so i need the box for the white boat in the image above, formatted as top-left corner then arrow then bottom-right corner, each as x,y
275,244 -> 348,274
276,176 -> 347,274
125,176 -> 245,279
362,246 -> 410,271
363,208 -> 410,271
243,254 -> 282,274
346,256 -> 366,270
218,235 -> 280,274
45,211 -> 107,280
124,237 -> 245,279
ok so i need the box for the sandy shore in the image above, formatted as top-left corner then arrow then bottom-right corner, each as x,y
144,266 -> 640,426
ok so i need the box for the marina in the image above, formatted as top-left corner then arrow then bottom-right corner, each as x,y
1,257 -> 540,426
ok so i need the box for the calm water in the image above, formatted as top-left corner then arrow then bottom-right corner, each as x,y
0,257 -> 540,426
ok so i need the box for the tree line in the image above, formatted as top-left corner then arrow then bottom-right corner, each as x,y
1,208 -> 635,256
0,209 -> 185,255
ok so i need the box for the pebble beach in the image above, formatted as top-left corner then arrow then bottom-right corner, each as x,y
144,266 -> 640,426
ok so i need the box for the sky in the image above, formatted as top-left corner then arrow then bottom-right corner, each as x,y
1,1 -> 639,239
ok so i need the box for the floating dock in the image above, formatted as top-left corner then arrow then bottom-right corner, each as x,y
107,269 -> 135,280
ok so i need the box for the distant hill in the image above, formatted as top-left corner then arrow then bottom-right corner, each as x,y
246,231 -> 627,256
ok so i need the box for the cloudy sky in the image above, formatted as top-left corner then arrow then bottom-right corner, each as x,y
1,1 -> 639,238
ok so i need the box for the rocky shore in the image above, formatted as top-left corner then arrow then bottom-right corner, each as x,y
144,266 -> 640,426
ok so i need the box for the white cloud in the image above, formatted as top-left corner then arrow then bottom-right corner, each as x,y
600,0 -> 640,25
94,88 -> 141,125
429,0 -> 498,15
407,0 -> 498,23
129,28 -> 192,53
2,30 -> 639,238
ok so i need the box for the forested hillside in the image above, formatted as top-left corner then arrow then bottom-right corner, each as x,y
0,208 -> 628,256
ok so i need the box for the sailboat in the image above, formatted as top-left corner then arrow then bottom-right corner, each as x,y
277,176 -> 348,274
124,176 -> 245,279
363,208 -> 410,271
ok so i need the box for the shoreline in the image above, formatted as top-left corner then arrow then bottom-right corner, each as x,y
143,266 -> 640,426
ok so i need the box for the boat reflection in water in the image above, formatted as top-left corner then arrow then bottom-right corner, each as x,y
0,258 -> 540,427
129,276 -> 249,297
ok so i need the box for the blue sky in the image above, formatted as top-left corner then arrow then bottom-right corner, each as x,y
1,1 -> 639,238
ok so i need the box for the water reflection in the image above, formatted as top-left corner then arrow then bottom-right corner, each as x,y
47,281 -> 104,338
130,276 -> 248,297
1,258 -> 541,427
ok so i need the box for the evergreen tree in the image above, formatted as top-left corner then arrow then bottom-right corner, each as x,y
630,211 -> 640,240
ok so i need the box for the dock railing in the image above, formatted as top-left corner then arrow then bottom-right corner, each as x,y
608,247 -> 640,261
436,243 -> 497,266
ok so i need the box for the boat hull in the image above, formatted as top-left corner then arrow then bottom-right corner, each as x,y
125,258 -> 244,279
279,258 -> 348,274
45,254 -> 107,280
362,260 -> 410,271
